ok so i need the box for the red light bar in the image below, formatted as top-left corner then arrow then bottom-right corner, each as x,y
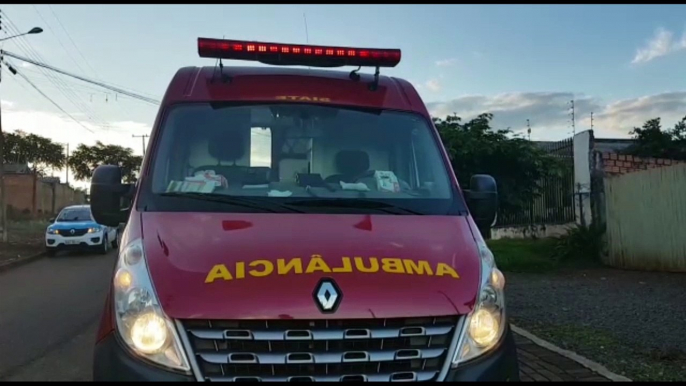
198,38 -> 401,68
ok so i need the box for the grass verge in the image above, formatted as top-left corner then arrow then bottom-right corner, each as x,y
487,237 -> 601,273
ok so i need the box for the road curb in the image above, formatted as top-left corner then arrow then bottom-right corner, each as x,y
511,324 -> 633,382
0,251 -> 47,274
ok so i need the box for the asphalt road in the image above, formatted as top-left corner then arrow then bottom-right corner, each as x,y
0,250 -> 116,381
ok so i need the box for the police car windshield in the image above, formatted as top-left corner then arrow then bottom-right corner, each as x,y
57,208 -> 93,222
146,103 -> 459,215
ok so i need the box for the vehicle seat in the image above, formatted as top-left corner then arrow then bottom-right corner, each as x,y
324,150 -> 371,184
195,130 -> 247,184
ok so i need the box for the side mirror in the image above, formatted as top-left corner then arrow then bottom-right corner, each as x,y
49,217 -> 56,223
464,174 -> 498,229
90,165 -> 132,227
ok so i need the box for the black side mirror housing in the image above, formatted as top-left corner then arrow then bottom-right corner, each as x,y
90,165 -> 133,227
48,217 -> 56,223
464,174 -> 498,230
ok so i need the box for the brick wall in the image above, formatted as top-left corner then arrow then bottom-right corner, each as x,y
2,173 -> 87,219
599,152 -> 684,176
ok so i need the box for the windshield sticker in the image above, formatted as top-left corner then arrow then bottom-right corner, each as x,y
204,255 -> 460,283
276,96 -> 331,103
166,171 -> 229,193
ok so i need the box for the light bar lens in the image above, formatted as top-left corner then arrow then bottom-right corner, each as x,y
198,38 -> 401,68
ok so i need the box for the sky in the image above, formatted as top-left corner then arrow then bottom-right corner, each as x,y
2,4 -> 686,188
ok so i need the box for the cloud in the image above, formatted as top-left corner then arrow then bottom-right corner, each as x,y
1,100 -> 14,108
590,92 -> 686,133
632,27 -> 686,64
427,91 -> 686,140
425,79 -> 442,92
20,62 -> 33,68
435,58 -> 458,67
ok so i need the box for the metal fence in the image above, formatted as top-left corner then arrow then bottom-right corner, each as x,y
495,137 -> 576,227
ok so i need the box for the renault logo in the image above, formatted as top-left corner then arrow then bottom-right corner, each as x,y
313,278 -> 342,314
70,229 -> 75,235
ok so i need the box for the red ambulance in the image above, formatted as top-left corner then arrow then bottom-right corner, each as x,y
90,37 -> 518,382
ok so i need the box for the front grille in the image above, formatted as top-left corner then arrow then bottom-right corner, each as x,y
180,316 -> 460,382
58,228 -> 88,237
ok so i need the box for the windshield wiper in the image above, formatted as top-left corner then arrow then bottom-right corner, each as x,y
287,198 -> 424,215
159,192 -> 305,213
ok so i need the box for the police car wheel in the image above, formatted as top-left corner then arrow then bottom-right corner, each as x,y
100,235 -> 109,255
111,230 -> 119,249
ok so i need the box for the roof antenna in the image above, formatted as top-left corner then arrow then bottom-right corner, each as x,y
303,13 -> 311,70
211,35 -> 231,84
349,66 -> 361,81
368,66 -> 380,91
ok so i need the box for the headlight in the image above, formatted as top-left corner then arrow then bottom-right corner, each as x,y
47,228 -> 59,235
88,227 -> 102,233
113,239 -> 190,372
452,240 -> 507,366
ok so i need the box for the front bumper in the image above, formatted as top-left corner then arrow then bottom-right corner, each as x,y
445,325 -> 520,381
46,231 -> 105,249
92,326 -> 519,382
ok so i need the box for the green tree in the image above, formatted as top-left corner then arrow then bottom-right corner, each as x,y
434,113 -> 564,215
1,130 -> 66,174
624,116 -> 686,160
67,141 -> 142,183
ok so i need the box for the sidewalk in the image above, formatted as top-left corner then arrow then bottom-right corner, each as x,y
515,332 -> 617,382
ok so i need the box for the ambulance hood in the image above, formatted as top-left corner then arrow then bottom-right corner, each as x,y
140,212 -> 482,320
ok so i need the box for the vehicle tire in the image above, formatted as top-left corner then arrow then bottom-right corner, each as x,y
111,230 -> 119,249
46,248 -> 57,257
100,235 -> 109,255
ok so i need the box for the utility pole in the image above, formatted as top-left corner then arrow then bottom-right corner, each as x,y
0,19 -> 43,242
132,134 -> 149,155
590,112 -> 594,131
0,51 -> 6,242
65,143 -> 70,185
570,100 -> 576,136
526,119 -> 531,141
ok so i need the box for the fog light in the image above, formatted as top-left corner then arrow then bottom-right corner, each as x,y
469,308 -> 500,347
130,312 -> 168,354
114,269 -> 133,290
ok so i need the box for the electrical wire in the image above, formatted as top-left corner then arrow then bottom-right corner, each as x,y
3,58 -> 94,133
1,13 -> 111,128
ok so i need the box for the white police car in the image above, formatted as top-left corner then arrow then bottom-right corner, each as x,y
45,205 -> 119,256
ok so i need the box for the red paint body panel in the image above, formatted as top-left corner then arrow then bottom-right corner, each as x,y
138,211 -> 481,320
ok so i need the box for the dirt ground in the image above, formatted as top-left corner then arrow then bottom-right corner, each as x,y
0,221 -> 48,265
506,267 -> 686,381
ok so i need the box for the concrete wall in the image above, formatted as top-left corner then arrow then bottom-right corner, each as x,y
491,223 -> 575,240
573,130 -> 593,226
2,173 -> 87,219
604,163 -> 686,272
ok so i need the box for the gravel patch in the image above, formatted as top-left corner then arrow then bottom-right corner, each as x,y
506,267 -> 686,352
505,267 -> 686,380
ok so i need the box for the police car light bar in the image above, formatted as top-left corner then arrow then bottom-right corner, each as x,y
198,38 -> 401,68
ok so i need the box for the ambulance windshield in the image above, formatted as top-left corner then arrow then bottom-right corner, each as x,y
144,103 -> 461,215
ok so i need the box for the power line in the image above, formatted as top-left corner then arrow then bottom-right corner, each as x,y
1,49 -> 160,105
31,5 -> 88,76
1,13 -> 110,128
48,6 -> 158,100
1,13 -> 102,123
3,59 -> 94,133
42,5 -> 137,120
